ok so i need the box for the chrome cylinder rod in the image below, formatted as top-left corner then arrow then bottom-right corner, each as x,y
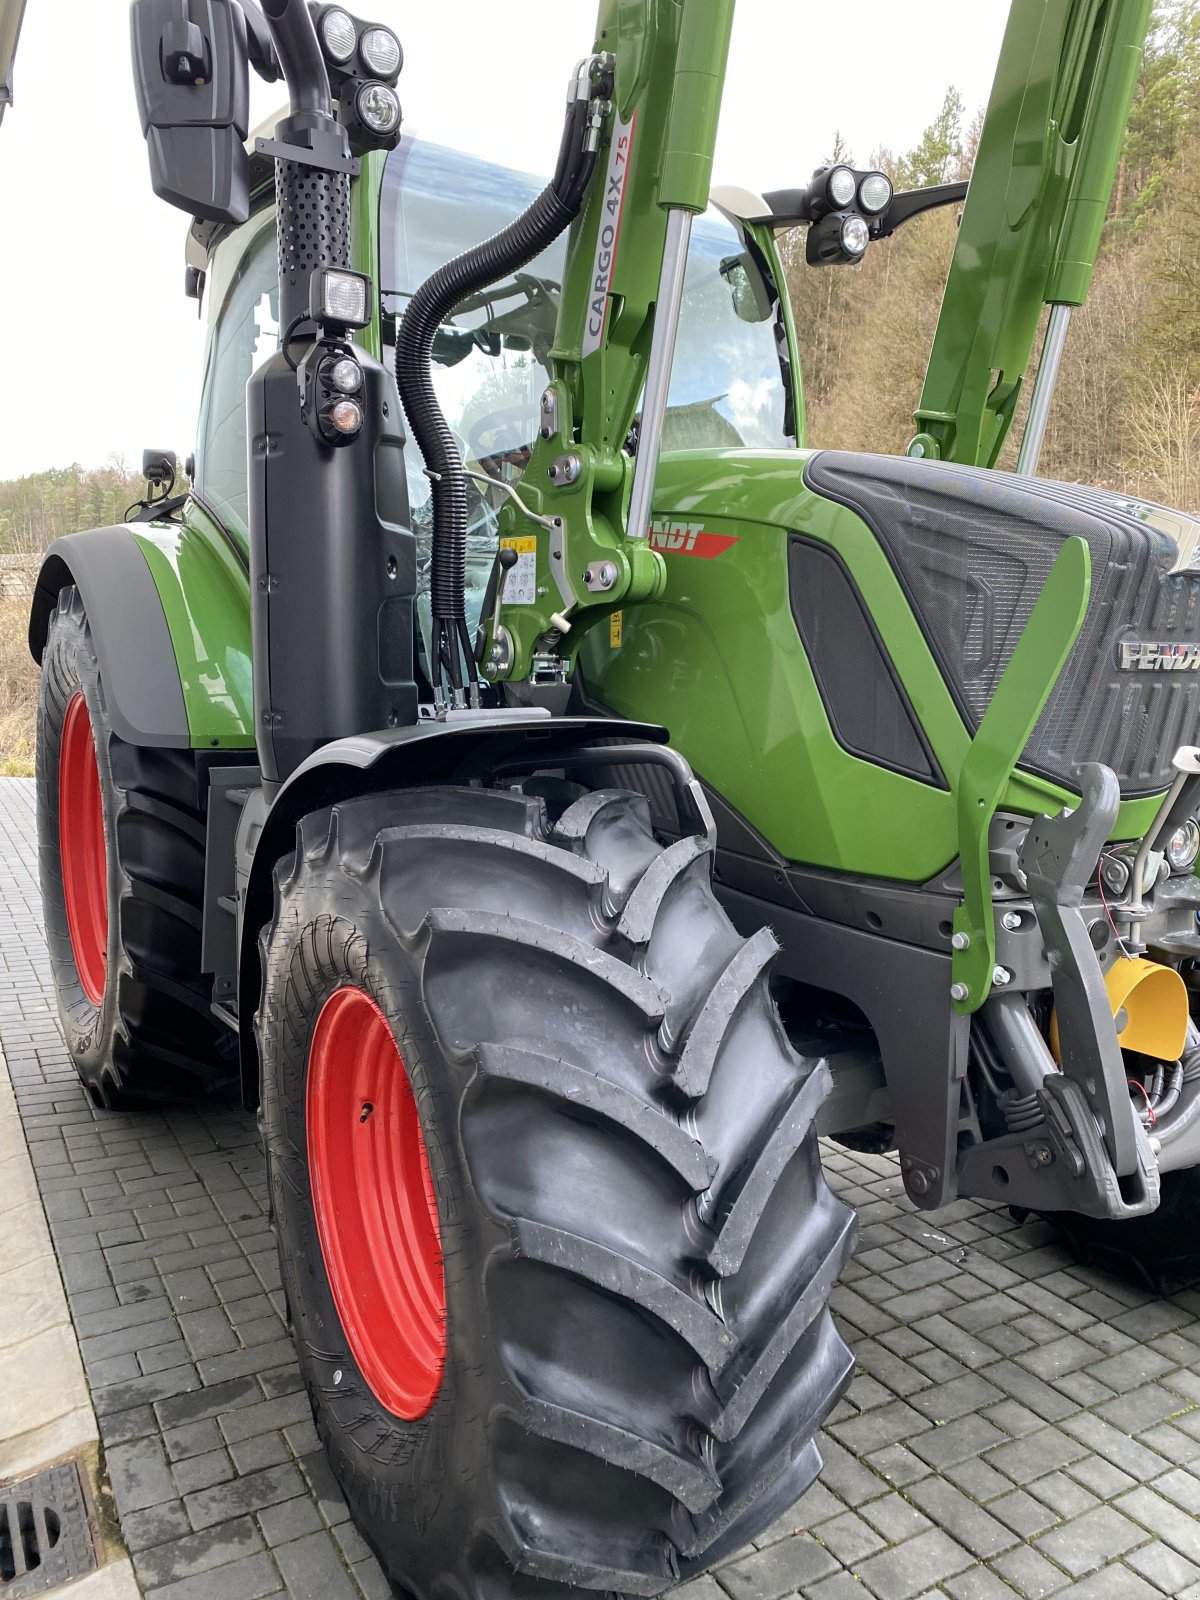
626,207 -> 693,541
1016,303 -> 1072,476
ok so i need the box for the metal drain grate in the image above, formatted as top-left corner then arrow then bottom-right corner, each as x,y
0,1462 -> 97,1596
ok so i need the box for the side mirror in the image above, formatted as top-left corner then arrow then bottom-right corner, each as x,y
719,253 -> 772,324
130,0 -> 250,223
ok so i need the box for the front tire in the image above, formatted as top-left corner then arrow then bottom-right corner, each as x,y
35,585 -> 237,1107
1045,1167 -> 1200,1294
259,782 -> 856,1599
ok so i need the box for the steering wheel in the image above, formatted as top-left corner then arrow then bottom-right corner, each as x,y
467,404 -> 539,472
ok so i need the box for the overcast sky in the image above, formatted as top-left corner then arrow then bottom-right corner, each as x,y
0,0 -> 1009,481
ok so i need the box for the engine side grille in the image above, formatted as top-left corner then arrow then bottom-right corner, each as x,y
804,452 -> 1200,798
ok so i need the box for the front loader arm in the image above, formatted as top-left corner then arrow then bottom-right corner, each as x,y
912,0 -> 1153,469
0,0 -> 28,122
483,0 -> 734,688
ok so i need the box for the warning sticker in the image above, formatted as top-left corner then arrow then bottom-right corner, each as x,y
609,610 -> 623,648
500,536 -> 537,606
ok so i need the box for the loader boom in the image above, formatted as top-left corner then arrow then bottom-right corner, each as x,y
911,0 -> 1153,469
479,0 -> 735,688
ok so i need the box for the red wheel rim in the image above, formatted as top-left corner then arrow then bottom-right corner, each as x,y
306,986 -> 446,1418
59,691 -> 108,1006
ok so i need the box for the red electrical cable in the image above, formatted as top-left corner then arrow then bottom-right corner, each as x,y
1127,1076 -> 1157,1126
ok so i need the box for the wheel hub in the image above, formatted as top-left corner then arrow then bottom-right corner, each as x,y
58,691 -> 108,1006
306,986 -> 446,1418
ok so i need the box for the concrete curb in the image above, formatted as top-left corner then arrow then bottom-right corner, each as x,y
0,1037 -> 140,1597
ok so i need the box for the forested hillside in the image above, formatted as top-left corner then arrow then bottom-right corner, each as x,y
786,0 -> 1200,508
0,461 -> 148,557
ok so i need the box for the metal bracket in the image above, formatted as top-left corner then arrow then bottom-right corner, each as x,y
254,136 -> 360,177
1017,762 -> 1143,1177
957,1072 -> 1158,1217
953,535 -> 1092,1011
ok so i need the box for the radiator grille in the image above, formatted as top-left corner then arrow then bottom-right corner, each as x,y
805,452 -> 1200,798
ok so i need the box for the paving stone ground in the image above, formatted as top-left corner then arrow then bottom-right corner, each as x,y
6,774 -> 1200,1599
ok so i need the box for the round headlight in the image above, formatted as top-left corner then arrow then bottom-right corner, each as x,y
840,214 -> 870,257
319,7 -> 357,63
859,171 -> 893,214
329,357 -> 363,394
328,398 -> 364,436
356,81 -> 402,136
827,166 -> 856,208
1167,818 -> 1200,873
360,25 -> 402,79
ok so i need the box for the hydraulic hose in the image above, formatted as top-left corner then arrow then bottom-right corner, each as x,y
395,87 -> 599,702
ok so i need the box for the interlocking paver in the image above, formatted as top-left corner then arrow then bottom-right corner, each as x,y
1034,1503 -> 1147,1576
1125,1538 -> 1200,1593
855,1528 -> 975,1599
718,1534 -> 841,1598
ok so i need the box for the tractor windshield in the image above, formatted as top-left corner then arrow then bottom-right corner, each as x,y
380,137 -> 792,653
380,138 -> 793,472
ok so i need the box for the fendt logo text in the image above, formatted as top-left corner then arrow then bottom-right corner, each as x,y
1118,639 -> 1200,672
648,518 -> 739,559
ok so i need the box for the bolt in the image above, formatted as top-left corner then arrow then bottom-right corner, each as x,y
1033,1144 -> 1053,1166
1001,911 -> 1021,931
548,453 -> 582,486
951,931 -> 971,950
950,982 -> 969,1001
993,965 -> 1013,986
333,1369 -> 343,1385
907,1168 -> 930,1195
585,560 -> 618,592
1101,856 -> 1130,893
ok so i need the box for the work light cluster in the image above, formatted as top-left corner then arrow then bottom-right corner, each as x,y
314,4 -> 404,147
806,164 -> 894,265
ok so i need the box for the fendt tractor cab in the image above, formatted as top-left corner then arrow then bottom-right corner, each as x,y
8,0 -> 1200,1593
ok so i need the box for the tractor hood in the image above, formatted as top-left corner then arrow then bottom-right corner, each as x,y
0,0 -> 27,124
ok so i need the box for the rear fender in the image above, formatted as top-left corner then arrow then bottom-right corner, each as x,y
29,505 -> 254,751
29,527 -> 191,747
234,712 -> 670,1107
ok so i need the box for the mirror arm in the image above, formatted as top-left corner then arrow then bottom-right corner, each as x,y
258,0 -> 332,117
234,0 -> 282,82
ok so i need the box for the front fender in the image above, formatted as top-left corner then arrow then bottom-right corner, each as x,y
235,712 -> 669,1106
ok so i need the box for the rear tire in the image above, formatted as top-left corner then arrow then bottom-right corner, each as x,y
259,782 -> 856,1599
35,585 -> 237,1107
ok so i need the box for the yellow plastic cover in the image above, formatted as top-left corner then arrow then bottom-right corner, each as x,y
1049,955 -> 1189,1064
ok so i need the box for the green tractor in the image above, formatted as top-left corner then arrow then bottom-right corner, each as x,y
11,0 -> 1200,1592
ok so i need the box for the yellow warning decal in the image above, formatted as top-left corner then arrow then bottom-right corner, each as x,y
500,536 -> 538,606
609,610 -> 623,648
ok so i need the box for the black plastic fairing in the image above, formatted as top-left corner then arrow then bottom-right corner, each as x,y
247,351 -> 417,786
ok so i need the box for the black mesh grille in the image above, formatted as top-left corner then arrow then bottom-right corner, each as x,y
788,536 -> 942,784
805,452 -> 1200,798
275,157 -> 351,320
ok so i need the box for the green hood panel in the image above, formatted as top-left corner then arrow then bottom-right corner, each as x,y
581,449 -> 1164,881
